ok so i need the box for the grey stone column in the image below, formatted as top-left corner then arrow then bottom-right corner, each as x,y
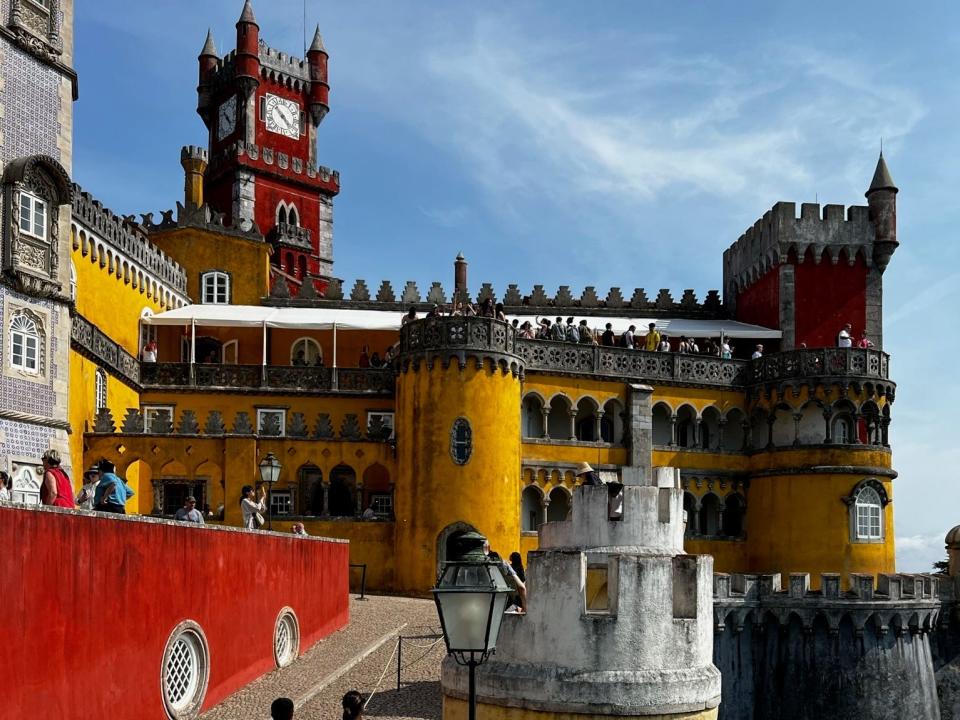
623,384 -> 654,485
321,482 -> 330,515
717,419 -> 726,452
540,496 -> 549,526
766,416 -> 776,449
695,418 -> 703,449
823,408 -> 834,444
594,412 -> 604,443
793,413 -> 802,446
355,486 -> 364,516
541,408 -> 551,440
668,415 -> 677,447
568,409 -> 578,441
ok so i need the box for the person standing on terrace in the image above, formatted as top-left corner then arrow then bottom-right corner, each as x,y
600,323 -> 616,346
837,323 -> 853,348
643,323 -> 659,351
40,450 -> 74,509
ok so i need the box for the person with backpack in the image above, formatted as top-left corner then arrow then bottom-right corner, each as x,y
577,319 -> 594,344
621,325 -> 636,348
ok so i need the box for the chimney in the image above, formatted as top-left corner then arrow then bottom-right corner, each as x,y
454,252 -> 468,303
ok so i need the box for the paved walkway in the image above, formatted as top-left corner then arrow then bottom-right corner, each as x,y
201,595 -> 446,720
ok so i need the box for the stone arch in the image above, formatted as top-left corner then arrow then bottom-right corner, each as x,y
521,392 -> 545,439
722,407 -> 746,451
290,336 -> 322,366
435,521 -> 479,578
770,402 -> 794,447
601,398 -> 625,444
830,399 -> 858,444
328,464 -> 357,517
652,401 -> 673,446
860,400 -> 881,445
683,491 -> 699,537
521,484 -> 543,532
574,396 -> 600,441
749,408 -> 768,450
547,485 -> 570,522
699,492 -> 721,536
722,492 -> 745,537
675,404 -> 697,448
700,406 -> 721,451
193,459 -> 223,517
298,463 -> 324,516
547,394 -> 572,440
361,463 -> 391,513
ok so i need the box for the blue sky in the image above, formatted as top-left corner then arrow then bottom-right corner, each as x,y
74,1 -> 959,572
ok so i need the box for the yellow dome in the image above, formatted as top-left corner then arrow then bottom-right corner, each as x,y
946,525 -> 960,547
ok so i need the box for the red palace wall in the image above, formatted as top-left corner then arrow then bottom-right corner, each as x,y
735,267 -> 780,330
793,255 -> 867,348
1,505 -> 349,719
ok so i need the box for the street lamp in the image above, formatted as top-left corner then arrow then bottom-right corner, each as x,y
432,531 -> 512,720
258,452 -> 282,530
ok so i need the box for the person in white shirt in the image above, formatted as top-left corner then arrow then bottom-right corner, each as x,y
240,485 -> 267,529
361,504 -> 376,520
142,340 -> 158,362
75,469 -> 100,510
751,344 -> 764,360
0,471 -> 10,503
837,323 -> 853,348
658,335 -> 671,352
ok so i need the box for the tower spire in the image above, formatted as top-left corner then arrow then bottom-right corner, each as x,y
309,24 -> 326,53
200,28 -> 218,58
238,0 -> 257,25
866,152 -> 898,197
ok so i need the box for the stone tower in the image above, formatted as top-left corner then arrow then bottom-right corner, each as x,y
392,315 -> 524,593
442,385 -> 722,720
195,1 -> 340,288
0,0 -> 77,490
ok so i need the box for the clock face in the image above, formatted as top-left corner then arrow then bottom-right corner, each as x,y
217,96 -> 237,140
264,93 -> 300,139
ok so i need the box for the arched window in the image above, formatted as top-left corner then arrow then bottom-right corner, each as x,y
277,204 -> 288,225
652,403 -> 672,445
722,494 -> 744,537
521,394 -> 545,438
10,313 -> 40,374
70,261 -> 77,301
833,416 -> 853,444
298,465 -> 323,515
200,271 -> 230,304
575,398 -> 599,441
297,255 -> 307,279
675,406 -> 696,448
288,205 -> 299,226
95,368 -> 108,410
328,464 -> 356,517
19,190 -> 47,240
290,337 -> 322,366
699,494 -> 720,536
547,395 -> 571,440
450,418 -> 472,465
683,492 -> 698,538
521,486 -> 542,531
854,486 -> 882,540
547,487 -> 570,522
601,399 -> 624,444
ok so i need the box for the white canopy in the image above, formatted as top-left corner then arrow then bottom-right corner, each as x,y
144,305 -> 781,339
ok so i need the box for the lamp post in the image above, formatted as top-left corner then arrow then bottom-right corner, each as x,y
258,452 -> 282,530
432,532 -> 512,720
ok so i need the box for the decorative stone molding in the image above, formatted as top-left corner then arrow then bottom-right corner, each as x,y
313,413 -> 334,439
93,408 -> 116,434
140,363 -> 393,396
398,316 -> 523,377
70,312 -> 141,389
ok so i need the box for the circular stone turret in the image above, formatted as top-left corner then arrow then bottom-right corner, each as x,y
392,316 -> 524,593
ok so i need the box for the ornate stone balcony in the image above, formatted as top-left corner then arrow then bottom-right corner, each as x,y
398,315 -> 523,375
140,363 -> 394,395
748,347 -> 893,396
270,222 -> 312,250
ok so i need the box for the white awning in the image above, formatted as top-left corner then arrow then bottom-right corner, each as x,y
144,305 -> 781,339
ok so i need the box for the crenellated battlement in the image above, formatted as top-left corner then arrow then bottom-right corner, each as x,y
140,201 -> 263,242
71,185 -> 188,294
267,277 -> 726,317
179,145 -> 208,164
714,571 -> 941,634
723,201 -> 877,296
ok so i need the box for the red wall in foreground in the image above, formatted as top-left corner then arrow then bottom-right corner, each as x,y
0,506 -> 349,719
794,256 -> 867,348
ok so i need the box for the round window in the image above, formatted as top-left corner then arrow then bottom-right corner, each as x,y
274,607 -> 301,668
161,621 -> 210,719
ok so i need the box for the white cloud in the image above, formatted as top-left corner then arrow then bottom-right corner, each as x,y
896,532 -> 948,573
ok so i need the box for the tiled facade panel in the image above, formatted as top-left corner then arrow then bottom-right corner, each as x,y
0,41 -> 64,167
0,418 -> 59,466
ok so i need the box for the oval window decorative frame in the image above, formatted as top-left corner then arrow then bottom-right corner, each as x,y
450,417 -> 472,465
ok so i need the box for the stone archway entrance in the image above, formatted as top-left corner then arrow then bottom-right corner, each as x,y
435,521 -> 479,582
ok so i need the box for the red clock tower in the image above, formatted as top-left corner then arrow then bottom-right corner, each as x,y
196,0 -> 340,291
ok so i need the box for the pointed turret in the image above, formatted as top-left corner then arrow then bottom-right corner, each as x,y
866,153 -> 898,273
309,25 -> 326,53
238,0 -> 257,25
307,23 -> 330,126
197,29 -> 220,126
235,0 -> 260,99
866,152 -> 898,196
200,29 -> 218,58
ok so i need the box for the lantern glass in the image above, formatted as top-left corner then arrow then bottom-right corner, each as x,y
258,453 -> 282,484
433,560 -> 511,655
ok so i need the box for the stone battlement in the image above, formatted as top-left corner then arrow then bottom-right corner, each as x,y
71,185 -> 188,293
723,201 -> 876,294
270,278 -> 725,317
215,43 -> 312,87
714,571 -> 941,633
180,145 -> 208,163
140,201 -> 263,242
